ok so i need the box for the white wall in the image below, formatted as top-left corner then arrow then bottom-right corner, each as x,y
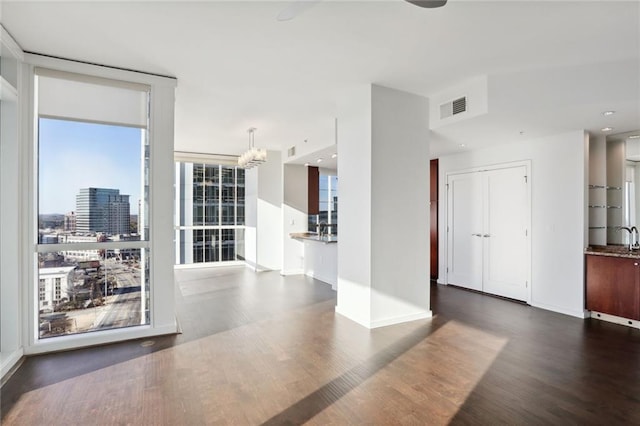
244,150 -> 283,271
147,82 -> 178,334
282,164 -> 307,275
0,95 -> 23,373
244,167 -> 258,268
429,75 -> 488,129
258,150 -> 283,270
439,130 -> 588,318
318,166 -> 337,176
0,26 -> 25,378
337,84 -> 431,328
336,85 -> 373,326
370,84 -> 431,328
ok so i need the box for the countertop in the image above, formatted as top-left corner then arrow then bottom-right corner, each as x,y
290,232 -> 338,244
585,245 -> 640,259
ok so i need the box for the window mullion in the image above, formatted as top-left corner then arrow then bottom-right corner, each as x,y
218,165 -> 222,262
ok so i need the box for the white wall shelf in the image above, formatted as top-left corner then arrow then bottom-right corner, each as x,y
588,134 -> 607,246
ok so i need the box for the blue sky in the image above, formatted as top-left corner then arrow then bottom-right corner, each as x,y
39,118 -> 143,214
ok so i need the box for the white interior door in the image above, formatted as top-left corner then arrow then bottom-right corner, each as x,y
447,172 -> 483,291
482,166 -> 528,301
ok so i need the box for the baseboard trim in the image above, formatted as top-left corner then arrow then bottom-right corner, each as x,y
531,301 -> 589,319
1,348 -> 25,386
281,269 -> 304,276
174,261 -> 245,270
244,261 -> 273,273
305,271 -> 337,288
370,311 -> 433,329
334,307 -> 433,329
335,305 -> 370,329
590,311 -> 640,329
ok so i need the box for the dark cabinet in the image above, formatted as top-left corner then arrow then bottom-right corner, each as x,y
430,159 -> 438,280
308,166 -> 319,215
586,254 -> 640,320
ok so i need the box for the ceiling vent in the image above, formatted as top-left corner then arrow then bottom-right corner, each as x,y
287,146 -> 296,157
440,96 -> 467,119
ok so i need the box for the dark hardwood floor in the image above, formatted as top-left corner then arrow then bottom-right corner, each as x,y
2,266 -> 640,425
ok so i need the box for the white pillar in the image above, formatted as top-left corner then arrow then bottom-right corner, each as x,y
336,84 -> 431,328
244,150 -> 283,271
0,25 -> 25,377
281,164 -> 308,275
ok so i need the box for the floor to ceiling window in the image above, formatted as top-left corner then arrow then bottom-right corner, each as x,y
34,69 -> 151,339
175,162 -> 245,265
309,173 -> 338,235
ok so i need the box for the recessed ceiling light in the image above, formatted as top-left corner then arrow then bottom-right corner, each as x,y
628,135 -> 640,139
602,111 -> 616,116
601,127 -> 614,132
304,162 -> 310,167
316,158 -> 323,163
331,153 -> 337,159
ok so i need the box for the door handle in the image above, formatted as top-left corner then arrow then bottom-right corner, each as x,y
471,233 -> 482,237
483,234 -> 491,238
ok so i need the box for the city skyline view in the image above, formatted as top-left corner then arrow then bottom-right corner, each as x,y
39,118 -> 143,215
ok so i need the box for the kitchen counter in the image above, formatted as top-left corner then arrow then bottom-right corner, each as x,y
585,245 -> 640,259
290,232 -> 338,244
289,232 -> 337,289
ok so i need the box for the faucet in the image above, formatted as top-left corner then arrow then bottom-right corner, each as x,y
618,226 -> 634,250
632,226 -> 639,250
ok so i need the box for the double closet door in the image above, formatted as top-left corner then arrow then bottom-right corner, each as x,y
447,165 -> 529,302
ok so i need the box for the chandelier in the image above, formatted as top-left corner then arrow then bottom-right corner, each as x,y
238,127 -> 267,169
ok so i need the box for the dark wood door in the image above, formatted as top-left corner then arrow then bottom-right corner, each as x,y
430,159 -> 438,280
586,254 -> 640,320
308,166 -> 319,215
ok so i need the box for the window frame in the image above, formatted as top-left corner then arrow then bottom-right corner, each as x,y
22,53 -> 177,354
309,173 -> 338,235
174,161 -> 246,267
34,73 -> 151,339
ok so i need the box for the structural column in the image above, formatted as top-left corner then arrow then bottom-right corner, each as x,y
281,164 -> 308,275
245,150 -> 283,271
336,84 -> 431,328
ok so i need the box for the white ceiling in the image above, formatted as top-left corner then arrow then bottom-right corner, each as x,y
2,0 -> 639,161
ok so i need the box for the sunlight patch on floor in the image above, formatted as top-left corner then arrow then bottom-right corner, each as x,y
3,274 -> 507,426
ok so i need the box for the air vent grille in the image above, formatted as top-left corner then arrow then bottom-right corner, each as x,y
287,146 -> 296,157
439,96 -> 467,119
452,97 -> 467,115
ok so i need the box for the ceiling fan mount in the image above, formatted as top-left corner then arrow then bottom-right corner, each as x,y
277,0 -> 447,22
405,0 -> 448,8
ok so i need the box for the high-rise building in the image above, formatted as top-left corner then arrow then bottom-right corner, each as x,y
75,188 -> 130,235
175,163 -> 245,264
